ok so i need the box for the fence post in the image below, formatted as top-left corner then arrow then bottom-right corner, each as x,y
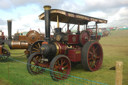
8,62 -> 10,80
115,61 -> 123,85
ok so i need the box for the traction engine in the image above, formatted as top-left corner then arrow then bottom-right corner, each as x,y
0,30 -> 10,61
27,5 -> 107,81
0,20 -> 45,61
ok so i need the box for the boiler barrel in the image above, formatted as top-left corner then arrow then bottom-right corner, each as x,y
8,41 -> 29,49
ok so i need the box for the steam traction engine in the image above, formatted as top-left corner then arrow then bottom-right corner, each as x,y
0,20 -> 45,61
27,6 -> 107,81
0,30 -> 10,61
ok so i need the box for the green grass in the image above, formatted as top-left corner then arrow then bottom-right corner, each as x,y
0,30 -> 128,85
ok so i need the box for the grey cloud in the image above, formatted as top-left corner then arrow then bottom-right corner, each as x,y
0,0 -> 127,27
112,7 -> 128,26
59,0 -> 128,27
0,19 -> 6,25
84,0 -> 128,12
0,0 -> 13,9
0,0 -> 64,9
108,19 -> 128,27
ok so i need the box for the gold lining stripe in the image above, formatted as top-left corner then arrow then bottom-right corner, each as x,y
76,51 -> 81,54
54,42 -> 59,55
58,43 -> 61,54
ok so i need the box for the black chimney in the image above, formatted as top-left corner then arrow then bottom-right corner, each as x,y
44,5 -> 51,43
7,20 -> 12,40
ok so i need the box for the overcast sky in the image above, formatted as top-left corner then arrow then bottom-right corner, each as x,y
0,0 -> 128,35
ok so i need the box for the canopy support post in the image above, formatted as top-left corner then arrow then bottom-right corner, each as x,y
77,24 -> 80,34
86,22 -> 88,30
96,22 -> 98,40
67,23 -> 70,33
57,15 -> 59,28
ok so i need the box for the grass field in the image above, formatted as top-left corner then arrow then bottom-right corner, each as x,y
0,30 -> 128,85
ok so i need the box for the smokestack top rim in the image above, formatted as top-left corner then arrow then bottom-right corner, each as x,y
44,5 -> 51,10
7,20 -> 12,22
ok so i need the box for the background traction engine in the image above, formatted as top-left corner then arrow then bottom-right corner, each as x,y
0,20 -> 44,61
8,29 -> 44,58
27,5 -> 106,81
0,30 -> 10,61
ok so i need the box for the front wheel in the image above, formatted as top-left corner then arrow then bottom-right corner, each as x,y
27,52 -> 45,75
50,55 -> 71,81
81,41 -> 103,71
0,47 -> 10,62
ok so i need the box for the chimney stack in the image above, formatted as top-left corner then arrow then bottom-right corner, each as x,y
7,20 -> 12,40
43,5 -> 51,43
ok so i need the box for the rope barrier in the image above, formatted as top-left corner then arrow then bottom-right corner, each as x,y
7,57 -> 108,85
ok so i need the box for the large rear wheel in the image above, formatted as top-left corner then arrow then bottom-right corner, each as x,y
50,55 -> 71,81
81,41 -> 103,71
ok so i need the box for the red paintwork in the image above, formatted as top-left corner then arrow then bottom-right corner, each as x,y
0,32 -> 5,40
55,42 -> 67,54
86,29 -> 93,34
42,41 -> 48,45
0,36 -> 5,40
67,34 -> 79,44
80,30 -> 90,45
0,45 -> 2,54
38,63 -> 49,68
67,49 -> 81,62
55,42 -> 81,62
97,35 -> 101,40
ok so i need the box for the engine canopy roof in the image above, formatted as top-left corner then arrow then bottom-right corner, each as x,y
39,9 -> 107,25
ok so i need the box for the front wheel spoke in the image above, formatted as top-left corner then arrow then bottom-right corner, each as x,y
57,60 -> 60,65
36,56 -> 39,59
61,60 -> 65,65
31,65 -> 36,71
32,51 -> 37,52
54,65 -> 59,69
89,60 -> 93,66
32,58 -> 36,63
36,67 -> 39,72
54,68 -> 58,71
31,65 -> 35,70
63,69 -> 67,72
38,43 -> 41,48
35,44 -> 39,48
63,64 -> 68,68
33,47 -> 39,51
